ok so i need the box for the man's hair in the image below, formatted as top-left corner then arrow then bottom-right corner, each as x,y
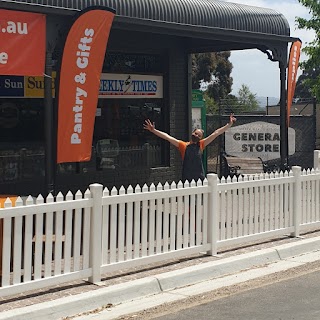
192,128 -> 204,135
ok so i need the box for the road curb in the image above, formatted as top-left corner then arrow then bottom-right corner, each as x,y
1,236 -> 320,320
156,248 -> 280,291
275,236 -> 320,259
0,277 -> 162,320
157,236 -> 320,291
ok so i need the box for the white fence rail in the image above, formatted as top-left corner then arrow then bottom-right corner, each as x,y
1,163 -> 320,297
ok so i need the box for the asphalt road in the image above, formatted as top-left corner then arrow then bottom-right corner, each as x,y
152,268 -> 320,320
58,248 -> 320,320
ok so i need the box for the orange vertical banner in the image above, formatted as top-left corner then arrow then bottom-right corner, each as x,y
57,7 -> 115,163
287,40 -> 302,127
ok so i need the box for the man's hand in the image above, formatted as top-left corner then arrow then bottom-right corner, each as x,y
143,119 -> 179,147
229,113 -> 237,126
143,119 -> 155,132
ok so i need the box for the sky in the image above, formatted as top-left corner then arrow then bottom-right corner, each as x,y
222,0 -> 315,99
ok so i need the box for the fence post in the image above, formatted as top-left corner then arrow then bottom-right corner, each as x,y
207,173 -> 218,255
292,166 -> 301,237
314,150 -> 320,170
89,183 -> 103,283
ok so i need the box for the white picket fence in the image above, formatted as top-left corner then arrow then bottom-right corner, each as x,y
1,159 -> 320,297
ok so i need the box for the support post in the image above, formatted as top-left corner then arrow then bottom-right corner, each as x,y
44,50 -> 54,195
313,96 -> 317,151
207,173 -> 218,255
314,150 -> 320,170
279,61 -> 288,171
89,183 -> 103,283
292,166 -> 301,237
187,53 -> 193,136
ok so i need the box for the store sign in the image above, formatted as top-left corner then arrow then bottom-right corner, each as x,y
0,74 -> 56,97
0,9 -> 46,76
0,76 -> 24,97
25,73 -> 56,98
99,74 -> 163,98
192,108 -> 202,129
225,121 -> 295,161
192,90 -> 204,102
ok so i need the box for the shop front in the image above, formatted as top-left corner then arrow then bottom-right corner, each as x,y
0,51 -> 173,195
0,74 -> 51,195
0,0 -> 299,196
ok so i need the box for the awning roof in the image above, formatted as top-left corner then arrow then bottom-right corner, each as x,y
0,0 -> 290,35
0,0 -> 298,57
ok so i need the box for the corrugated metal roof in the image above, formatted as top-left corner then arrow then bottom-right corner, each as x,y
0,0 -> 290,36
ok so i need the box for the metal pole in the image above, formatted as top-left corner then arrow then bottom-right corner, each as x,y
219,101 -> 223,177
313,96 -> 317,151
187,54 -> 193,136
44,51 -> 55,195
279,61 -> 288,170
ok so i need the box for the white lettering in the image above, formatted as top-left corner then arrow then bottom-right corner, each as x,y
76,33 -> 94,69
71,133 -> 81,144
70,87 -> 87,144
1,21 -> 28,35
0,52 -> 8,64
76,87 -> 87,99
70,28 -> 95,145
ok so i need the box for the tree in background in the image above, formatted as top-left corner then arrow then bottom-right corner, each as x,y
192,51 -> 233,102
296,0 -> 320,100
295,68 -> 320,100
192,53 -> 217,89
219,85 -> 259,114
237,84 -> 259,113
206,52 -> 233,102
192,53 -> 259,114
203,92 -> 219,114
217,94 -> 239,114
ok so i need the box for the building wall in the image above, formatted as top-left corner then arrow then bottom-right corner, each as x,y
55,29 -> 190,194
0,11 -> 192,196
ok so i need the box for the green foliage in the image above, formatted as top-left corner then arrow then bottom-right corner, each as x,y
192,52 -> 233,102
203,92 -> 219,114
296,0 -> 320,100
218,94 -> 239,114
192,53 -> 217,89
206,52 -> 233,102
295,68 -> 319,99
219,85 -> 259,114
237,84 -> 259,112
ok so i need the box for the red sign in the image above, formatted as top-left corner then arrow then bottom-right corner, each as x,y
287,40 -> 302,126
0,9 -> 46,76
57,7 -> 115,163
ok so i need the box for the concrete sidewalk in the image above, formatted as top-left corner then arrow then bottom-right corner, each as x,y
77,248 -> 320,320
1,234 -> 320,320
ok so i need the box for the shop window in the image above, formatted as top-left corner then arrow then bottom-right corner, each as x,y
0,99 -> 45,183
104,53 -> 163,73
93,99 -> 165,170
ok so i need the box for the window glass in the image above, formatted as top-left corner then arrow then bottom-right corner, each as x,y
0,99 -> 44,143
104,53 -> 163,73
93,99 -> 164,170
0,99 -> 45,182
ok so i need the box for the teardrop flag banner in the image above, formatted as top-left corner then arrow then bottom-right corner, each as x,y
287,40 -> 302,127
0,9 -> 45,76
57,6 -> 115,163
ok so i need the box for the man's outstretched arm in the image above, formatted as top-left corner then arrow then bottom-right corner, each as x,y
143,119 -> 180,148
202,113 -> 236,148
